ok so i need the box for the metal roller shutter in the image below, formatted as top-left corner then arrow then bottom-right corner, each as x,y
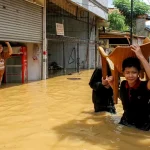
0,0 -> 42,43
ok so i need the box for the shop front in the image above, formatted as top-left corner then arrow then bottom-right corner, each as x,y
0,0 -> 43,83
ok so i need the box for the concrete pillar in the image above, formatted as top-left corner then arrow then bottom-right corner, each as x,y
62,42 -> 66,72
95,25 -> 99,68
77,43 -> 80,72
42,0 -> 47,80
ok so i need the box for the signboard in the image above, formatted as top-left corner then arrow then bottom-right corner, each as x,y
56,23 -> 64,36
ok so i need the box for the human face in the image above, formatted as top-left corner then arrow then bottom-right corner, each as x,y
0,44 -> 3,53
123,67 -> 139,86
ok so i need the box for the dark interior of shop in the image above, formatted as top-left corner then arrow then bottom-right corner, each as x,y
0,41 -> 26,47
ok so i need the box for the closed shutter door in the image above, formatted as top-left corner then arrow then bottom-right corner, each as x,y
0,0 -> 42,43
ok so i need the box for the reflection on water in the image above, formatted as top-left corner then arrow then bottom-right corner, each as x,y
48,68 -> 78,78
0,70 -> 149,150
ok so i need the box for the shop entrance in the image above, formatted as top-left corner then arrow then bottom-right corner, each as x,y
47,36 -> 86,78
1,42 -> 28,84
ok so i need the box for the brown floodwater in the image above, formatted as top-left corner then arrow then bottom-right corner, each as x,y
0,70 -> 149,150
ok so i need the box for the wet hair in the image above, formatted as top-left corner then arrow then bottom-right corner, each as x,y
122,57 -> 141,72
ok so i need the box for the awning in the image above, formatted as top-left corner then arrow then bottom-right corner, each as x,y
49,0 -> 108,20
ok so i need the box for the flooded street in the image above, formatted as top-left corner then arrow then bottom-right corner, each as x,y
0,70 -> 149,150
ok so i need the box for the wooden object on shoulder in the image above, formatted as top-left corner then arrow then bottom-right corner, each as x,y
98,41 -> 150,104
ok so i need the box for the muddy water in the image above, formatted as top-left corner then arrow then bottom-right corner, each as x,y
0,70 -> 149,150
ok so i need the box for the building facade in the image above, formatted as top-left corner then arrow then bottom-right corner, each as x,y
0,0 -> 109,83
46,0 -> 108,77
0,0 -> 44,83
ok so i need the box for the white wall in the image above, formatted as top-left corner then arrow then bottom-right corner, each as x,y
27,43 -> 42,81
96,0 -> 108,8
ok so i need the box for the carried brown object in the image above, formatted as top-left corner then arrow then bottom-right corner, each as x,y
98,41 -> 150,104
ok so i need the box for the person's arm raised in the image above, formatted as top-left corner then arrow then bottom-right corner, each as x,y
130,45 -> 150,89
5,42 -> 12,55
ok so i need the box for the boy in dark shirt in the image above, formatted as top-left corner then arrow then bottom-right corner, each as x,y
107,45 -> 150,131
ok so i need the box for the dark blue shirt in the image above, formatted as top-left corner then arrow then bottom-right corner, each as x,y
120,80 -> 150,130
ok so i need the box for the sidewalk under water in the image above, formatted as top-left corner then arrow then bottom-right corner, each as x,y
0,70 -> 149,150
